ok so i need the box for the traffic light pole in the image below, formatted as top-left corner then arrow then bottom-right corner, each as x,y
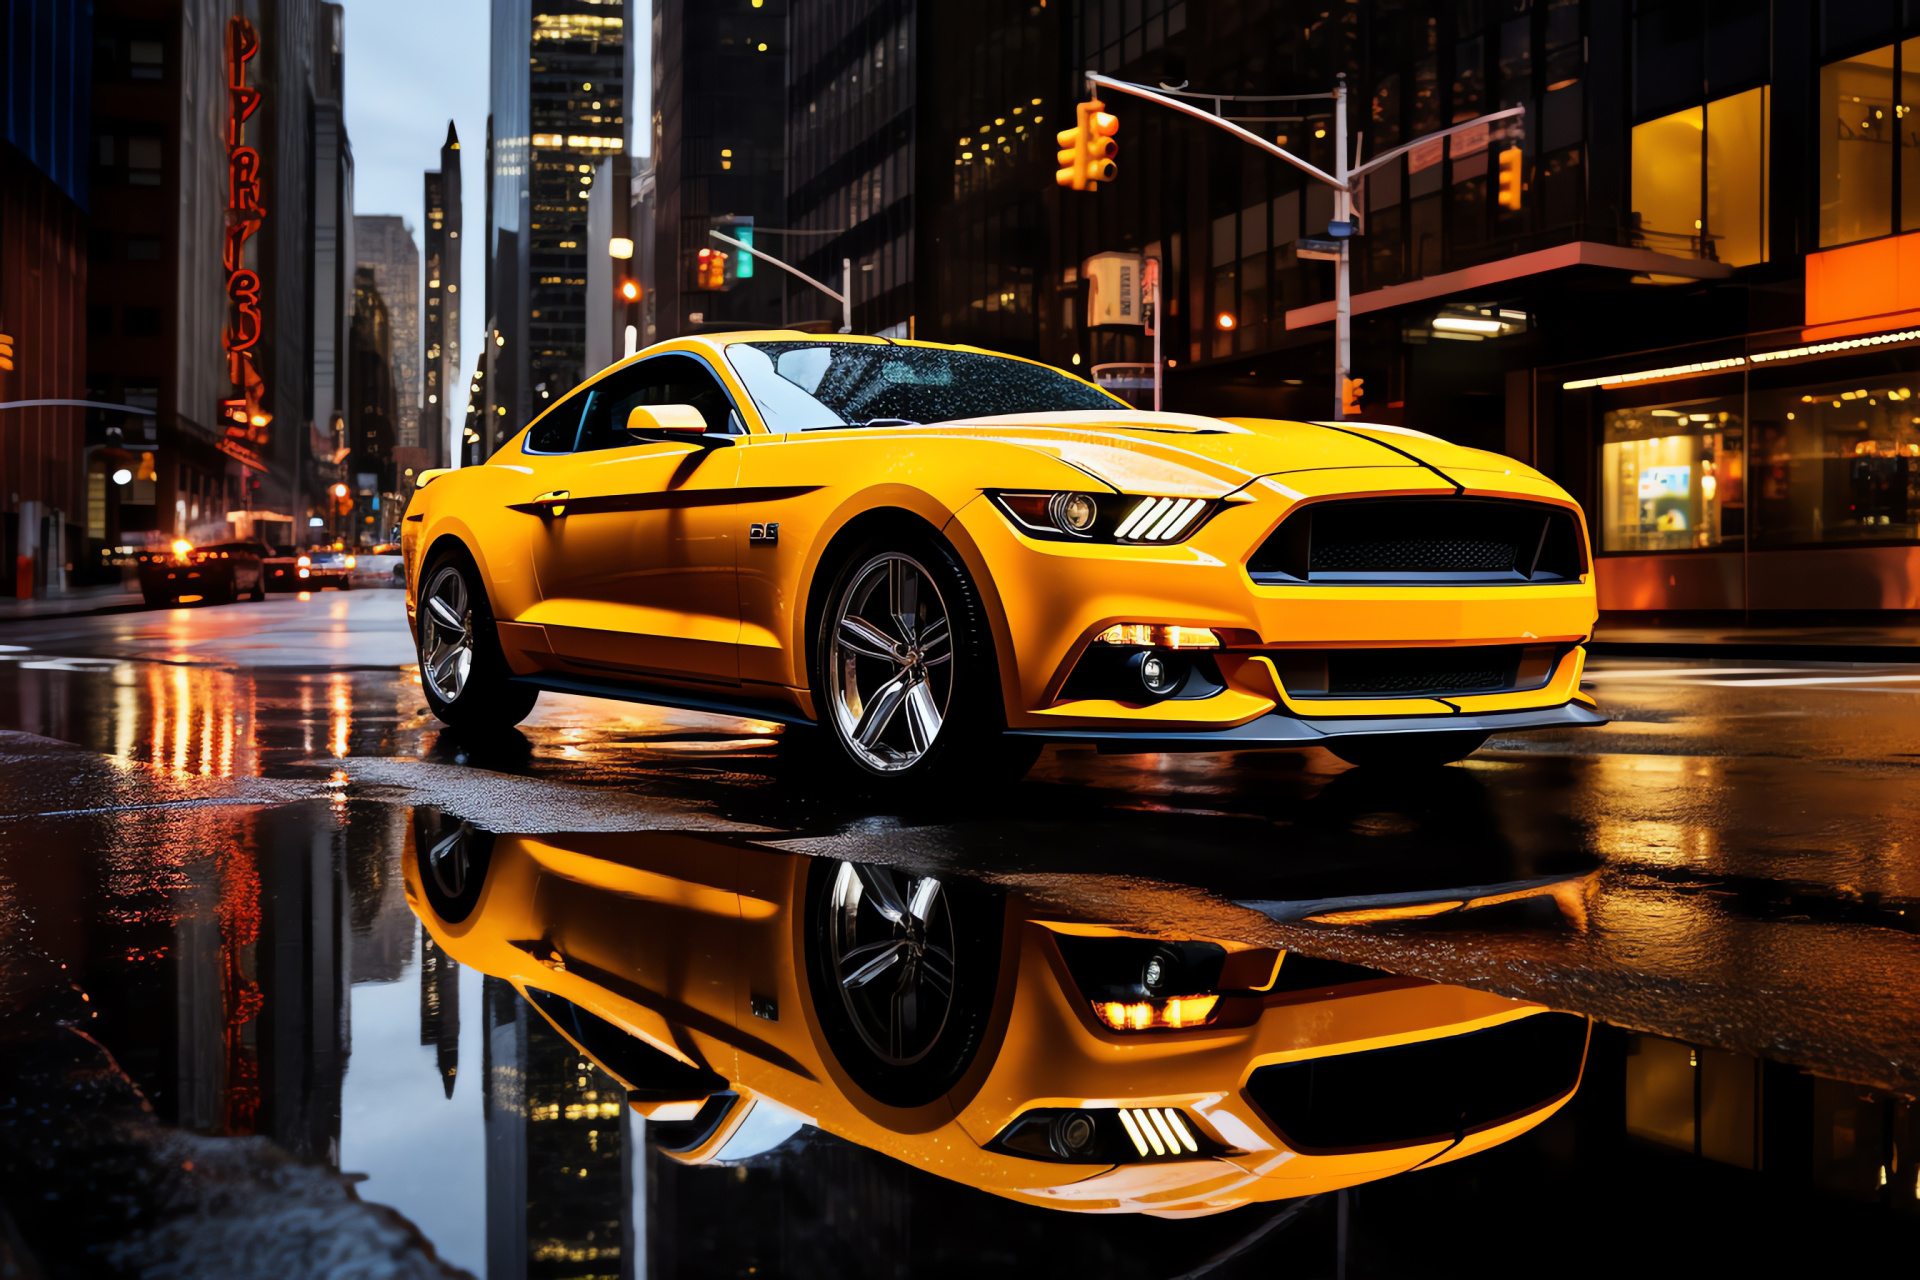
710,230 -> 852,334
1082,72 -> 1521,420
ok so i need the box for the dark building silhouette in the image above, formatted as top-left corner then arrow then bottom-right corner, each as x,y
347,265 -> 397,541
1,0 -> 90,598
419,122 -> 462,477
647,0 -> 789,341
419,925 -> 461,1101
483,975 -> 629,1280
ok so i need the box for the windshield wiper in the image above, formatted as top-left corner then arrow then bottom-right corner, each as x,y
853,417 -> 921,429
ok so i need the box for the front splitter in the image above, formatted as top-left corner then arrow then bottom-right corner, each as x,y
1006,701 -> 1608,754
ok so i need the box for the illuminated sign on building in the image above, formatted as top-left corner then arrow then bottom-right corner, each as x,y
221,17 -> 270,439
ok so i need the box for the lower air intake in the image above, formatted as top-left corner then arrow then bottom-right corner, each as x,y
1245,1011 -> 1590,1151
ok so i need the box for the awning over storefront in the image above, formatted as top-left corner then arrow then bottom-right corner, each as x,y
1283,241 -> 1736,331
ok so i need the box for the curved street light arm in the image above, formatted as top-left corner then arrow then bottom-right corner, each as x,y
1084,72 -> 1343,190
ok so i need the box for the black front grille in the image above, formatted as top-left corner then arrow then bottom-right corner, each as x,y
1270,644 -> 1562,700
1250,497 -> 1586,584
1245,1011 -> 1590,1152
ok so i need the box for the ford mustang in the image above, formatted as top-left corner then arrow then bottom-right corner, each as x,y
406,818 -> 1593,1217
400,334 -> 1603,784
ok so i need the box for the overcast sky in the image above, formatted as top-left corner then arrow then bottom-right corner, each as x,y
342,1 -> 648,447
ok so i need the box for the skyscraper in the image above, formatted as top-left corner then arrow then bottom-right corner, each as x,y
487,0 -> 630,442
352,215 -> 420,435
421,123 -> 462,472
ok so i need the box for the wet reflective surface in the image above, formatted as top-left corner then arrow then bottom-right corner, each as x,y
3,596 -> 1920,1275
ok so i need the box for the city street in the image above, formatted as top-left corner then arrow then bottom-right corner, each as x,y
3,590 -> 1918,1275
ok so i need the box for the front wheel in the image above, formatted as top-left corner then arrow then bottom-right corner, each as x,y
416,548 -> 539,731
1324,730 -> 1490,770
810,532 -> 1037,789
803,858 -> 1004,1109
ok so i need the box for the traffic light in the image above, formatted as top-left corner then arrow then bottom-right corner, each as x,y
695,246 -> 727,290
1056,99 -> 1119,191
620,279 -> 640,302
0,332 -> 13,372
1342,377 -> 1365,417
1497,146 -> 1523,211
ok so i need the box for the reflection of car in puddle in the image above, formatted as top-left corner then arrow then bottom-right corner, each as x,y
406,812 -> 1590,1217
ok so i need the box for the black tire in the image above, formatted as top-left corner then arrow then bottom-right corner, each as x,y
416,544 -> 539,730
1325,730 -> 1490,769
411,806 -> 495,924
802,857 -> 1004,1109
808,527 -> 1038,790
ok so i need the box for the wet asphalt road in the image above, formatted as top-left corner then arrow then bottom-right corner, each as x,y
3,590 -> 1920,1275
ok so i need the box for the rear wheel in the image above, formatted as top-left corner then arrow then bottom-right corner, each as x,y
1324,730 -> 1490,770
417,547 -> 539,730
810,531 -> 1038,790
803,858 -> 1004,1109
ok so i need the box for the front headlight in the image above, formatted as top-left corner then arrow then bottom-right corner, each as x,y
989,491 -> 1218,544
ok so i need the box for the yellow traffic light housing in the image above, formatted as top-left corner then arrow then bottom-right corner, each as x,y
1057,100 -> 1119,191
695,246 -> 727,290
1341,377 -> 1365,417
1496,146 -> 1523,211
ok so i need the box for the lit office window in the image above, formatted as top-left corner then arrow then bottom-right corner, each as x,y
1820,45 -> 1896,246
1600,396 -> 1745,552
1630,87 -> 1769,266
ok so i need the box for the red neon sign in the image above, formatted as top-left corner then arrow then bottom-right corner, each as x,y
223,17 -> 269,437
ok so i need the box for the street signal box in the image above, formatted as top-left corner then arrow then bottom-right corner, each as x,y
1496,146 -> 1524,210
1056,100 -> 1120,191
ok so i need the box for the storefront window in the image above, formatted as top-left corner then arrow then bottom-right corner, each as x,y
1600,397 -> 1745,552
1750,375 -> 1920,546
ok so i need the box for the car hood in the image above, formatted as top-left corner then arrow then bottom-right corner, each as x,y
933,410 -> 1539,498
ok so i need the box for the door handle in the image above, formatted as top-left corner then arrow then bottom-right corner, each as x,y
533,489 -> 570,518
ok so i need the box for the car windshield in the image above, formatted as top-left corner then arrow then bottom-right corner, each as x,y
724,341 -> 1124,432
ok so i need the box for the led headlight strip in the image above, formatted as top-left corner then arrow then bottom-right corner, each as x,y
1113,496 -> 1208,541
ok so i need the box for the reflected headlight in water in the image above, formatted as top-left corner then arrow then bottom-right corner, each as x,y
990,1106 -> 1219,1163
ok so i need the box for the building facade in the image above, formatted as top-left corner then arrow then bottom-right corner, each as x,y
778,0 -> 1920,620
647,0 -> 789,342
484,0 -> 632,451
421,122 -> 461,476
353,215 -> 420,436
1,0 -> 91,597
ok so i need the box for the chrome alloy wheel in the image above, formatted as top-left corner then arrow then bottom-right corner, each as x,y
827,553 -> 953,773
419,563 -> 475,703
827,861 -> 956,1067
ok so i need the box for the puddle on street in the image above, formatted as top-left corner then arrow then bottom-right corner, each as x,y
3,657 -> 1920,1274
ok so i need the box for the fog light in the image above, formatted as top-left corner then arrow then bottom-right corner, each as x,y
1049,1110 -> 1099,1159
1130,650 -> 1184,698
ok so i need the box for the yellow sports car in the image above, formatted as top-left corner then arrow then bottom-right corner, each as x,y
406,817 -> 1593,1217
401,334 -> 1602,783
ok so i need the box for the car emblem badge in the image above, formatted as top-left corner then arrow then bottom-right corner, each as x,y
749,521 -> 779,544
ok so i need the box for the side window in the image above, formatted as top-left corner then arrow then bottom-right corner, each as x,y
524,388 -> 588,453
574,353 -> 742,452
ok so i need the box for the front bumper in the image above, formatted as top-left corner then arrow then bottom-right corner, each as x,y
1006,699 -> 1607,753
948,467 -> 1602,735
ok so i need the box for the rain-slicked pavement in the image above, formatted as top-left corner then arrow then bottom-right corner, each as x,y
2,592 -> 1918,1276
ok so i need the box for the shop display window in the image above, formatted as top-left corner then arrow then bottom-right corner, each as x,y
1750,376 -> 1920,546
1600,397 -> 1745,552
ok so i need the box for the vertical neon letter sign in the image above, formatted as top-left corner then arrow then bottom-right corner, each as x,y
223,18 -> 269,436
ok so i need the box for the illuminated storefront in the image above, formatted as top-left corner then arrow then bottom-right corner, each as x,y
1567,321 -> 1920,613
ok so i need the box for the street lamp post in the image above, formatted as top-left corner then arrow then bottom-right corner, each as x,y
709,230 -> 853,334
1082,71 -> 1523,421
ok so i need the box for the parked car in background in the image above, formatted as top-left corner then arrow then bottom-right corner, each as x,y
264,545 -> 356,592
134,539 -> 268,606
348,545 -> 406,588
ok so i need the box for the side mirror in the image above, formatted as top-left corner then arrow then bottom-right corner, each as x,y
626,403 -> 709,438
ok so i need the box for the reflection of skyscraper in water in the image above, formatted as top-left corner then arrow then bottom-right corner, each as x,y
419,924 -> 460,1099
483,976 -> 630,1280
